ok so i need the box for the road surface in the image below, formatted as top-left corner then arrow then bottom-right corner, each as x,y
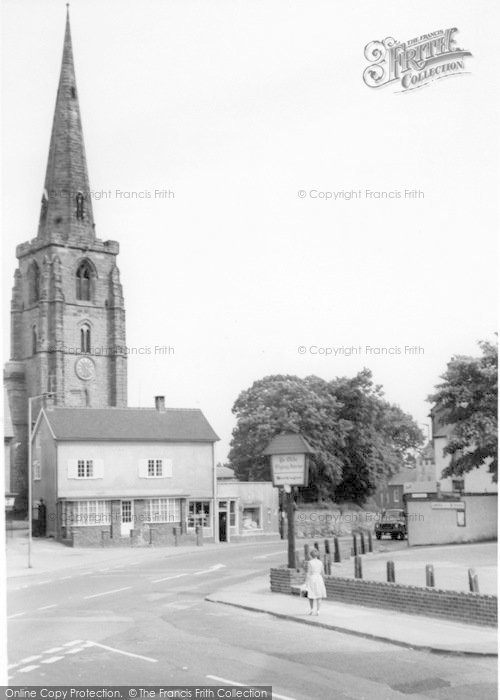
7,540 -> 497,699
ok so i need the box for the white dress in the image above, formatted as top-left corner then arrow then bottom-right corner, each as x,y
305,558 -> 327,599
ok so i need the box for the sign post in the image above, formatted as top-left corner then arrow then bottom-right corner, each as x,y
262,433 -> 315,569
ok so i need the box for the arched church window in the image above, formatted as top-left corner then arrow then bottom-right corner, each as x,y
76,262 -> 92,301
29,262 -> 40,303
32,326 -> 38,355
76,192 -> 85,220
80,324 -> 91,353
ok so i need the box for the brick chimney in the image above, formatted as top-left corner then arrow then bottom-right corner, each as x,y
155,396 -> 165,412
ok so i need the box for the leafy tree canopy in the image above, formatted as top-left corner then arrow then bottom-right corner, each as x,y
428,339 -> 498,482
228,370 -> 423,504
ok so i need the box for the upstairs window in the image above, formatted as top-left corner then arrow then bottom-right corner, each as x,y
77,459 -> 94,478
80,324 -> 91,353
76,262 -> 92,301
148,459 -> 163,477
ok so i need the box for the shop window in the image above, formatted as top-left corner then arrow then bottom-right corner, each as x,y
188,501 -> 211,529
229,501 -> 236,527
72,500 -> 111,526
242,506 -> 261,530
147,498 -> 180,523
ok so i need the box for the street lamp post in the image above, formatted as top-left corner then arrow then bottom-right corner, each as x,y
28,393 -> 54,568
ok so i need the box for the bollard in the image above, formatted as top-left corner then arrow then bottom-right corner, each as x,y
360,532 -> 366,555
195,524 -> 203,546
352,533 -> 358,557
324,553 -> 331,575
468,568 -> 480,593
304,543 -> 310,561
173,526 -> 179,546
425,564 -> 435,587
314,541 -> 320,554
333,536 -> 341,563
387,560 -> 395,583
324,539 -> 331,555
354,555 -> 363,579
368,531 -> 373,553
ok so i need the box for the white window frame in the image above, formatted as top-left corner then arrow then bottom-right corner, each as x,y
71,500 -> 111,526
146,498 -> 181,523
68,458 -> 103,480
188,500 -> 212,531
148,459 -> 163,478
242,505 -> 262,531
139,458 -> 173,479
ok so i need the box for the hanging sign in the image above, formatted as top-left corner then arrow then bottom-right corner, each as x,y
271,454 -> 308,487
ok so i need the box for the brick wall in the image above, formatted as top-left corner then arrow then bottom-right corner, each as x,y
270,568 -> 497,627
270,566 -> 305,594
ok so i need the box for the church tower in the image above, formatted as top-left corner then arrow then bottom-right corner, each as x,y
4,9 -> 127,500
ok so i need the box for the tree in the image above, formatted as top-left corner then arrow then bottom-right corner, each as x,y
228,375 -> 349,499
228,370 -> 424,503
428,340 -> 498,482
329,370 -> 423,503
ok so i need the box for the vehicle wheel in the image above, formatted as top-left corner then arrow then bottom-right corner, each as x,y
376,533 -> 381,540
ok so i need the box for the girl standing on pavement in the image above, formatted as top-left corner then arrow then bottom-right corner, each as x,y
305,548 -> 327,615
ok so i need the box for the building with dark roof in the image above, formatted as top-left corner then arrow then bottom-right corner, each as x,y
31,397 -> 221,546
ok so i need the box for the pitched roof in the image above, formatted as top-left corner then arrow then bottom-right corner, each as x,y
262,432 -> 315,455
388,468 -> 418,486
43,407 -> 219,442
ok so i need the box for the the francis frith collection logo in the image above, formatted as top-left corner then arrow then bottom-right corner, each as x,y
363,28 -> 472,92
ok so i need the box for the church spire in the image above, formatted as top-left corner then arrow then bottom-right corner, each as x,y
37,7 -> 95,242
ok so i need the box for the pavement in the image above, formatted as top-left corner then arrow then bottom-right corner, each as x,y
206,575 -> 498,657
5,528 -> 498,658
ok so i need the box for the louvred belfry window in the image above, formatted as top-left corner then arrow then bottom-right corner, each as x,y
76,262 -> 91,301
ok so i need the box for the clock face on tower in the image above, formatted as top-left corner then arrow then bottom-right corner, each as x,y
75,356 -> 95,381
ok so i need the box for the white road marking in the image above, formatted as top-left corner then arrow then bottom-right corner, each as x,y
193,564 -> 226,576
37,604 -> 57,611
88,641 -> 158,663
83,586 -> 131,599
35,580 -> 52,585
206,675 -> 296,700
253,551 -> 286,560
65,648 -> 86,655
59,576 -> 73,580
44,647 -> 64,653
41,656 -> 64,664
63,640 -> 84,647
151,573 -> 188,583
18,655 -> 42,664
19,665 -> 39,673
8,612 -> 26,619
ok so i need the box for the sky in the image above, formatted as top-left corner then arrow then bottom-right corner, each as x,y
2,0 -> 498,463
